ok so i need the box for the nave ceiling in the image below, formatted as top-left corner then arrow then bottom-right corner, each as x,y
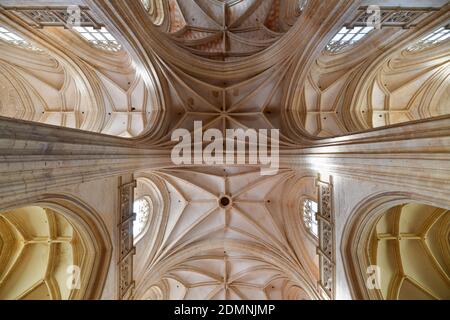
0,0 -> 448,144
132,167 -> 320,300
0,0 -> 449,301
147,0 -> 304,60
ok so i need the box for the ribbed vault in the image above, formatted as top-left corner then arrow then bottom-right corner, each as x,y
342,194 -> 450,300
133,167 -> 320,300
145,0 -> 305,61
0,206 -> 85,300
0,0 -> 449,302
353,44 -> 450,129
0,6 -> 163,137
153,57 -> 300,146
370,203 -> 449,300
288,6 -> 450,137
1,1 -> 449,141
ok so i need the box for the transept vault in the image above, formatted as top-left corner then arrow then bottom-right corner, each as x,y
0,0 -> 449,301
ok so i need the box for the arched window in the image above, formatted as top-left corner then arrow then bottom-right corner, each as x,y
0,26 -> 41,51
72,26 -> 122,52
326,26 -> 374,53
407,26 -> 450,52
133,198 -> 151,239
303,199 -> 318,238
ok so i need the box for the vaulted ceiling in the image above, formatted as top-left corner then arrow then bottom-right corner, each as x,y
370,203 -> 450,300
0,0 -> 448,142
132,167 -> 319,300
151,0 -> 303,60
0,3 -> 163,137
0,206 -> 83,300
0,34 -> 160,136
0,0 -> 449,301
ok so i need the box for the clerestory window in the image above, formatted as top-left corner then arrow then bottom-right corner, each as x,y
0,26 -> 42,51
326,26 -> 374,53
133,198 -> 151,239
73,26 -> 122,52
407,26 -> 449,52
303,199 -> 318,238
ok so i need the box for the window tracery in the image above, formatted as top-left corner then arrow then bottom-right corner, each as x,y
133,198 -> 151,239
0,26 -> 42,52
303,199 -> 318,238
326,26 -> 374,53
73,26 -> 122,52
407,26 -> 450,52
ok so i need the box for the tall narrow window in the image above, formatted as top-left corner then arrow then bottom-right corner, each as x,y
407,26 -> 450,52
0,26 -> 41,51
303,199 -> 318,238
133,198 -> 151,239
326,26 -> 374,53
73,26 -> 122,52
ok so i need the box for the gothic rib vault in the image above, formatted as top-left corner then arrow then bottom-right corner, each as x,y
0,0 -> 449,300
132,168 -> 318,300
370,203 -> 449,300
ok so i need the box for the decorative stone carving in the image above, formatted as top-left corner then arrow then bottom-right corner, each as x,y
119,255 -> 134,296
117,178 -> 137,300
316,177 -> 335,299
319,222 -> 333,257
347,6 -> 438,29
319,184 -> 332,221
319,256 -> 334,296
2,6 -> 103,29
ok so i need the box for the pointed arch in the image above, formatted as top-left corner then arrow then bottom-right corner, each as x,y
0,194 -> 112,300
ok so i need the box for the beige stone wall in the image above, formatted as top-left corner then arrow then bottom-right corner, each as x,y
57,177 -> 120,299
